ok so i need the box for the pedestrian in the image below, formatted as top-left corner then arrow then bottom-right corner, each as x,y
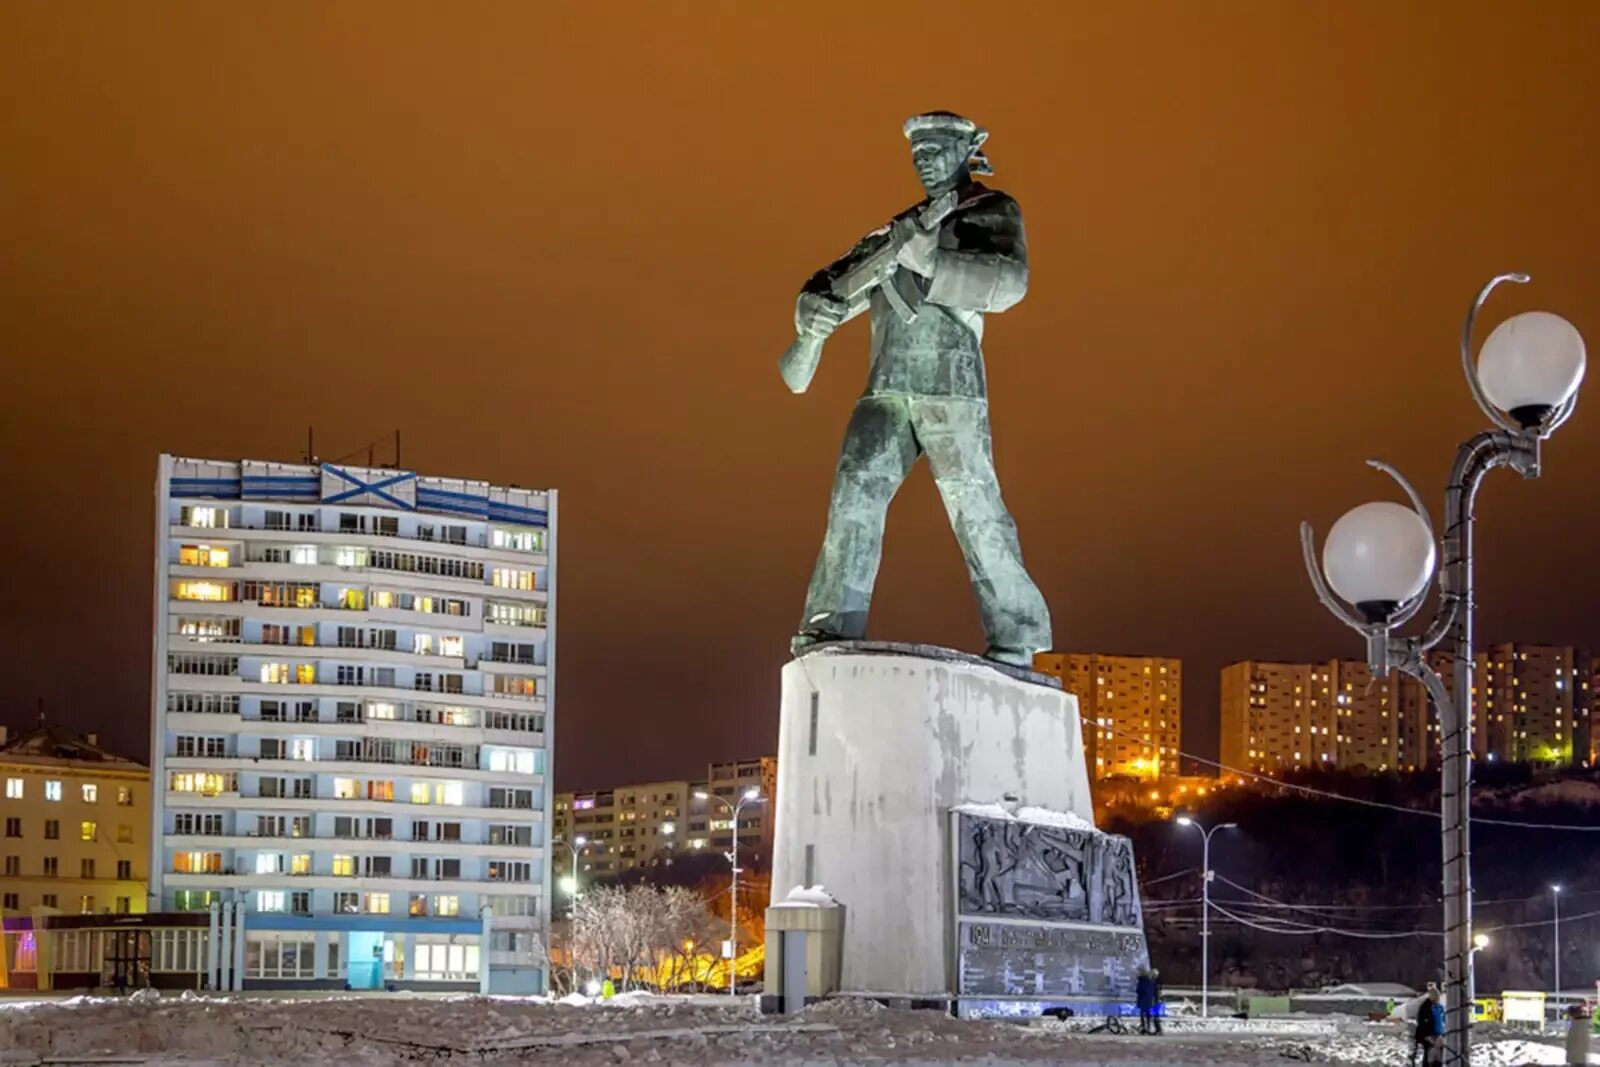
1565,1002 -> 1591,1066
1411,987 -> 1444,1067
1149,968 -> 1164,1035
1135,967 -> 1156,1035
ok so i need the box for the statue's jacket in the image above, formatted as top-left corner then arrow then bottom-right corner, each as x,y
802,181 -> 1028,402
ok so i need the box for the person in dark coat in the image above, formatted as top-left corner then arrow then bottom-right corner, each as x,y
1412,987 -> 1444,1066
1135,968 -> 1157,1034
1149,969 -> 1164,1034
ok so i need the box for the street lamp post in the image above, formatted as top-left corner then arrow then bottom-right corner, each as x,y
565,835 -> 588,902
1552,884 -> 1562,999
1300,274 -> 1586,1066
695,786 -> 764,995
1175,816 -> 1236,1019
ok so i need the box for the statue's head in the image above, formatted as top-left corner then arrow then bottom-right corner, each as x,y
903,111 -> 992,195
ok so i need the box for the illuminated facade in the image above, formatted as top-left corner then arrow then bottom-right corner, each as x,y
149,455 -> 556,992
1223,646 -> 1595,774
1474,644 -> 1593,766
552,757 -> 777,875
1033,653 -> 1182,779
0,726 -> 149,917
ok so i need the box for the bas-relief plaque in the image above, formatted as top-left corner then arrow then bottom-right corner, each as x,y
952,812 -> 1150,1001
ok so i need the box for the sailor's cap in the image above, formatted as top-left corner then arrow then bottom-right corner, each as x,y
903,111 -> 981,139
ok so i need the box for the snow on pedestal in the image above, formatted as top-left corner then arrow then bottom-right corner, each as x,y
770,642 -> 1092,997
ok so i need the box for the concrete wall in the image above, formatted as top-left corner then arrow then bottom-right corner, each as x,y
770,645 -> 1091,996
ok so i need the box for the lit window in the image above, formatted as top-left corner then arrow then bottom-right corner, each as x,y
176,580 -> 232,602
257,891 -> 286,913
45,781 -> 62,802
434,895 -> 460,917
435,782 -> 464,806
174,851 -> 221,873
332,855 -> 355,877
333,779 -> 358,800
335,547 -> 368,567
81,784 -> 97,804
182,506 -> 227,529
295,664 -> 316,684
5,778 -> 22,799
179,544 -> 231,567
291,739 -> 315,761
410,783 -> 431,804
492,568 -> 538,591
255,854 -> 281,875
80,821 -> 97,841
365,892 -> 390,914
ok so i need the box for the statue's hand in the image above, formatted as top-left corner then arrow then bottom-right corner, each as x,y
796,291 -> 847,339
893,216 -> 940,278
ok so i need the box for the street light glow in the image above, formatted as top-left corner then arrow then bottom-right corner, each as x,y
1552,884 -> 1563,894
743,786 -> 761,800
693,790 -> 710,800
1474,933 -> 1490,950
574,835 -> 587,847
1175,816 -> 1194,826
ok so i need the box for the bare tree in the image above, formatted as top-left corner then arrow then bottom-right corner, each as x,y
568,885 -> 720,993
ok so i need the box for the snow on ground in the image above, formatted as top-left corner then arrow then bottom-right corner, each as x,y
0,991 -> 1592,1065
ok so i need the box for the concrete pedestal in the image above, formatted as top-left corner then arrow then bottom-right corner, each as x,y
769,642 -> 1091,996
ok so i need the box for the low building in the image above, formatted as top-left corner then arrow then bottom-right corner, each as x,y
0,725 -> 150,918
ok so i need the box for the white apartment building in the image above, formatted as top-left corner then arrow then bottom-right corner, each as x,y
149,455 -> 555,993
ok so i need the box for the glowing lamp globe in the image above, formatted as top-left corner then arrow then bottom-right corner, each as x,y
1478,311 -> 1586,428
1322,501 -> 1435,622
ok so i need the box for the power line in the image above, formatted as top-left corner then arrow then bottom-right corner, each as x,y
1209,901 -> 1439,940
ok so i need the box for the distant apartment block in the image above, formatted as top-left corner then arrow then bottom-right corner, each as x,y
1474,644 -> 1593,765
0,726 -> 150,917
552,757 -> 776,876
1033,654 -> 1182,779
1222,646 -> 1595,775
150,455 -> 556,993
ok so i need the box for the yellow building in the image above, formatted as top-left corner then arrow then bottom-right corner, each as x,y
0,725 -> 150,916
1033,653 -> 1182,779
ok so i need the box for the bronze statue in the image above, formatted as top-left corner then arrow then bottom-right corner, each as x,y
781,111 -> 1051,666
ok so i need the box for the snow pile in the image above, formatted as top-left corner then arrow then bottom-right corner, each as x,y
954,801 -> 1096,832
13,991 -> 1584,1065
773,885 -> 837,908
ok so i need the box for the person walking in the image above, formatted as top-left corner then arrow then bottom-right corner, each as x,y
1135,968 -> 1156,1035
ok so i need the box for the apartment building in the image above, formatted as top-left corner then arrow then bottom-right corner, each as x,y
1475,644 -> 1593,765
552,757 -> 777,878
1222,646 -> 1594,774
150,455 -> 555,992
0,726 -> 149,916
1033,653 -> 1182,779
